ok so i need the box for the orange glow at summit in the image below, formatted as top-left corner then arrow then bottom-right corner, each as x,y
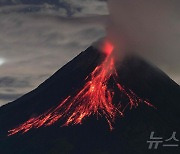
8,40 -> 152,136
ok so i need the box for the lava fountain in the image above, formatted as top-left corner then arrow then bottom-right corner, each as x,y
8,41 -> 152,136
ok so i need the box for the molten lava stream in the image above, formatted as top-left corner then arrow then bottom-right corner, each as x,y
8,41 -> 152,136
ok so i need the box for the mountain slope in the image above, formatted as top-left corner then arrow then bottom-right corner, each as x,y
0,46 -> 179,154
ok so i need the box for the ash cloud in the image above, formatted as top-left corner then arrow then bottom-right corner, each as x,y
107,0 -> 180,84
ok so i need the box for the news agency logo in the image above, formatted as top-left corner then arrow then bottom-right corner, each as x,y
147,131 -> 179,149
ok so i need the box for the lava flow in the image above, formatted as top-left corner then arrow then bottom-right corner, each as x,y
8,41 -> 152,136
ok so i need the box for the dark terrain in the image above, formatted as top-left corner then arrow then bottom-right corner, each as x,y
0,46 -> 179,154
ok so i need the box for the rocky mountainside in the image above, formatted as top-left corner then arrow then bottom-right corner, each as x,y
0,46 -> 179,154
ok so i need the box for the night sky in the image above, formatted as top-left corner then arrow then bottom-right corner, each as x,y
0,0 -> 179,106
0,0 -> 108,105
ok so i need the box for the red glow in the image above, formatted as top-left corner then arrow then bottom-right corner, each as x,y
102,41 -> 114,55
8,41 -> 152,136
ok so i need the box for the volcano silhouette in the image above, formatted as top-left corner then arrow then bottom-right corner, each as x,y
0,46 -> 180,154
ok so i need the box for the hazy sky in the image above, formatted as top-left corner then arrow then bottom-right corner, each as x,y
0,0 -> 179,106
0,0 -> 108,106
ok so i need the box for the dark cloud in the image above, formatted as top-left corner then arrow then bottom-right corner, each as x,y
0,0 -> 108,17
0,76 -> 30,88
0,0 -> 60,5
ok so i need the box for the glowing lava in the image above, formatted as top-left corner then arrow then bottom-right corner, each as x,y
8,41 -> 152,136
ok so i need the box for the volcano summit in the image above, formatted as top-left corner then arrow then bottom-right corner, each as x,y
7,41 -> 153,136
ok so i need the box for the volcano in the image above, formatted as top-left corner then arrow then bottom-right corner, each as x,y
0,44 -> 180,154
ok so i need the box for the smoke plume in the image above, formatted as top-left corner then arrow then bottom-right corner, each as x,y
107,0 -> 180,83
